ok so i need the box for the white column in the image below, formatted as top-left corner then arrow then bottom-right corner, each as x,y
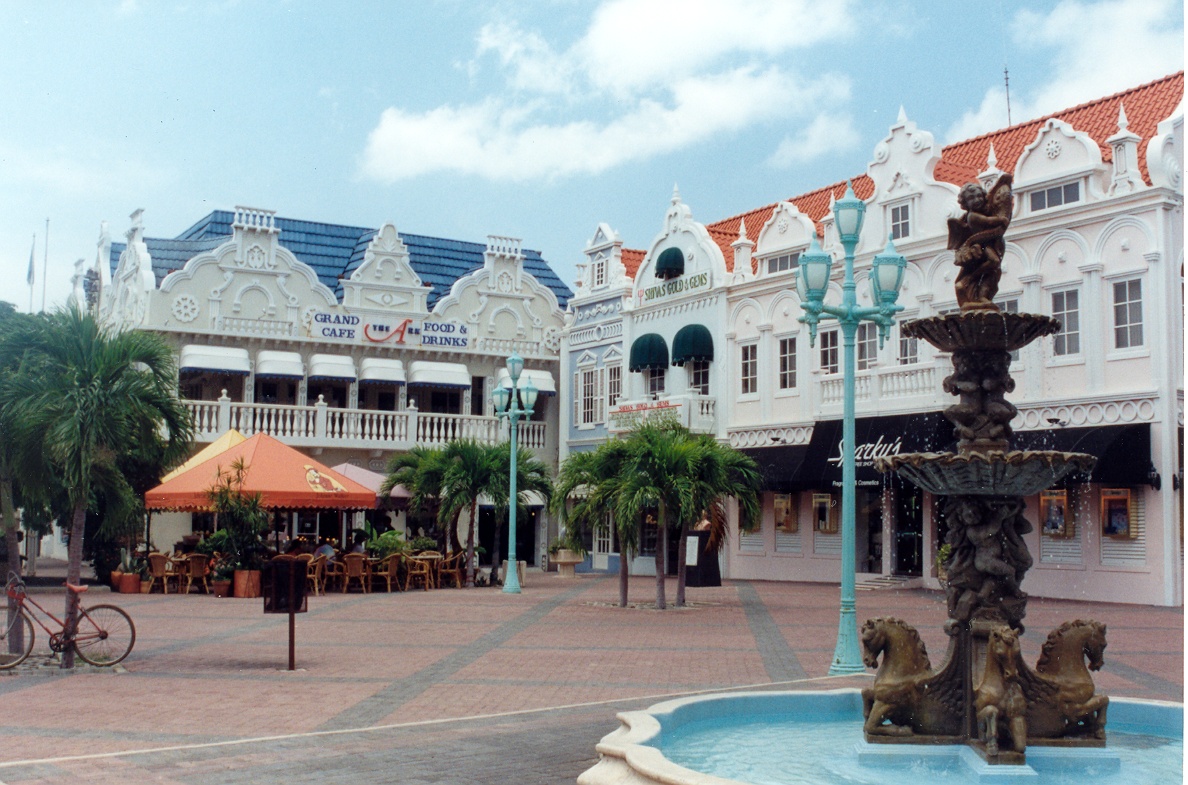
1078,261 -> 1105,392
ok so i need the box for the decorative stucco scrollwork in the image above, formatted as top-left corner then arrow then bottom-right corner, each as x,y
172,294 -> 199,323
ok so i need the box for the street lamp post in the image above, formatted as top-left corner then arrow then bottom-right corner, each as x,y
492,353 -> 538,594
798,182 -> 907,674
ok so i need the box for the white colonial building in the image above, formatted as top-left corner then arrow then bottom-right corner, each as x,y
87,207 -> 571,566
561,72 -> 1184,606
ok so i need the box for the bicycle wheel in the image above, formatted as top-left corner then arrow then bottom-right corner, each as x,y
0,610 -> 34,669
73,604 -> 135,666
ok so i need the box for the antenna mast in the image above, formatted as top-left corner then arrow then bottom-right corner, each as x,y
1004,66 -> 1012,126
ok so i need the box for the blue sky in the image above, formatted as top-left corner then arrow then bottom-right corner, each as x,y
0,0 -> 1182,312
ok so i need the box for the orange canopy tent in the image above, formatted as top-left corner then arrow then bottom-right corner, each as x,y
145,432 -> 377,511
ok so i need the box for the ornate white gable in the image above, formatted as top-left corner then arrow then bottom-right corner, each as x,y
341,223 -> 431,315
1145,98 -> 1184,191
1015,118 -> 1107,192
756,203 -> 816,259
575,222 -> 629,298
632,186 -> 726,304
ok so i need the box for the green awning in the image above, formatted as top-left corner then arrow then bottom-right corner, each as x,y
654,247 -> 685,279
671,324 -> 714,366
629,333 -> 669,372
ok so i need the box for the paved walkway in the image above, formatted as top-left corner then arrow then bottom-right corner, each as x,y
0,575 -> 1180,784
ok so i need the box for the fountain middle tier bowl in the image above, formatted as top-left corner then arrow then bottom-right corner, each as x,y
577,689 -> 1182,785
902,311 -> 1060,353
875,450 -> 1096,496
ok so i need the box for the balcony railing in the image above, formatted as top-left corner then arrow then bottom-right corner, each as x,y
183,395 -> 541,452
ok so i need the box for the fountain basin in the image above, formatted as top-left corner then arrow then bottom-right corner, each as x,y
876,450 -> 1096,496
577,689 -> 1182,785
903,312 -> 1060,353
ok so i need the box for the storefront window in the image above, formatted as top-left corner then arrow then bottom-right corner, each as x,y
820,330 -> 839,374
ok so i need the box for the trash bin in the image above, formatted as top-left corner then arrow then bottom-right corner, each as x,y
683,530 -> 721,588
263,555 -> 308,615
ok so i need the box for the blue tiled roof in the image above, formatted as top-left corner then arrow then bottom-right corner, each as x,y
109,210 -> 572,309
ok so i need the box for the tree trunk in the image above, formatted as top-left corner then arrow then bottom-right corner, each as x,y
654,501 -> 666,610
675,520 -> 690,607
60,501 -> 86,669
618,533 -> 629,608
2,478 -> 24,656
465,499 -> 477,588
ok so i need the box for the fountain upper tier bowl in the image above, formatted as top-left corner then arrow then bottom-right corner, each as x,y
903,311 -> 1060,353
876,450 -> 1097,496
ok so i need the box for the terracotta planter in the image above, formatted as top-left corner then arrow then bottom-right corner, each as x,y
140,579 -> 152,594
233,569 -> 261,598
119,573 -> 141,593
110,570 -> 124,587
551,549 -> 583,579
211,579 -> 233,598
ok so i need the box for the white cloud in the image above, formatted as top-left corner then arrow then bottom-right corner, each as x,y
946,0 -> 1183,142
766,113 -> 860,168
361,0 -> 856,183
363,68 -> 847,182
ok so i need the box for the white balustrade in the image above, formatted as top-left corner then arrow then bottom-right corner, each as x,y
878,365 -> 938,399
231,403 -> 317,439
185,400 -> 222,438
519,421 -> 547,450
416,413 -> 503,446
218,317 -> 294,337
325,408 -> 409,443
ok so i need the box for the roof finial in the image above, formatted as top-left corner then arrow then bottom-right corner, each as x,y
897,105 -> 908,124
986,142 -> 998,169
671,183 -> 681,205
1117,102 -> 1129,131
737,217 -> 748,240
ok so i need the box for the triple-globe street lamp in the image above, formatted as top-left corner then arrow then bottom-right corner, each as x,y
797,182 -> 908,674
492,352 -> 538,594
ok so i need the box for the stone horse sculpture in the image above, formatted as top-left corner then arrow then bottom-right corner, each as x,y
975,625 -> 1028,757
1022,620 -> 1110,741
861,618 -> 962,738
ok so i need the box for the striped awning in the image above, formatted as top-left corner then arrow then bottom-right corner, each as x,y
629,333 -> 669,372
359,358 -> 406,385
671,324 -> 714,366
179,345 -> 251,375
255,351 -> 304,379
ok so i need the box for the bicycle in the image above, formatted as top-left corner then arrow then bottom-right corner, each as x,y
0,573 -> 136,669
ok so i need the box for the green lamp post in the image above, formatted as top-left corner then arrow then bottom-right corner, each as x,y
492,352 -> 538,594
797,181 -> 907,674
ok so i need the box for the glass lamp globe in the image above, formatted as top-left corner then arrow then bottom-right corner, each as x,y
871,236 -> 907,306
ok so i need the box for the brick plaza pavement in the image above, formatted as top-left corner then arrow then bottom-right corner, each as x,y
0,575 -> 1181,784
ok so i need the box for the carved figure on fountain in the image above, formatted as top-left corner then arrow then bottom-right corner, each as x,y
942,497 -> 1033,631
942,349 -> 1018,453
1021,620 -> 1110,743
975,625 -> 1028,760
947,175 -> 1013,310
861,617 -> 964,739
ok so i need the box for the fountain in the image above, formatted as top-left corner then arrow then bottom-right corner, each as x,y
577,176 -> 1182,784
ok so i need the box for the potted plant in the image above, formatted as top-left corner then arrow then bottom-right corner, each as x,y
211,564 -> 235,598
409,535 -> 438,553
117,549 -> 143,594
207,459 -> 269,598
548,533 -> 587,579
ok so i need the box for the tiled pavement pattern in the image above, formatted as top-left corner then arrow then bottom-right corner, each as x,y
0,577 -> 1180,784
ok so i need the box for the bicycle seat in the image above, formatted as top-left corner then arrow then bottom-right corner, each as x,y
65,583 -> 89,594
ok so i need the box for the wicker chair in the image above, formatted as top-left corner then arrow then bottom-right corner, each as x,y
179,553 -> 211,595
340,552 -> 369,594
146,552 -> 176,594
403,554 -> 432,591
437,551 -> 467,588
373,554 -> 403,592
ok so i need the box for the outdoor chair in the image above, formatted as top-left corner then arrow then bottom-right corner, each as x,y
417,550 -> 443,589
146,552 -> 176,594
403,554 -> 432,592
437,551 -> 466,588
340,552 -> 369,594
179,553 -> 210,595
373,554 -> 403,592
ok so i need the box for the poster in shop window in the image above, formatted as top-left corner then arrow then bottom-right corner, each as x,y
1100,488 -> 1133,538
1039,489 -> 1070,538
812,493 -> 837,534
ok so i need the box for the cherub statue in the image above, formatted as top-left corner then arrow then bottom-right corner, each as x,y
948,175 -> 1014,309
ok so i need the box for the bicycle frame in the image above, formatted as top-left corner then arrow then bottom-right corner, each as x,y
6,582 -> 107,648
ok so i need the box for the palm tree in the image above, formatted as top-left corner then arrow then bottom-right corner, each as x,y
4,304 -> 191,667
674,434 -> 761,607
382,446 -> 464,554
553,439 -> 635,606
437,440 -> 501,587
489,445 -> 553,584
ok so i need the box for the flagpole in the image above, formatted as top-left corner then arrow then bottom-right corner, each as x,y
41,218 -> 49,312
28,233 -> 36,314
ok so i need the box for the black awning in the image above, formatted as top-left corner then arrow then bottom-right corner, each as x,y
629,333 -> 669,372
671,323 -> 714,366
741,444 -> 811,493
1013,422 -> 1151,486
654,247 -> 685,279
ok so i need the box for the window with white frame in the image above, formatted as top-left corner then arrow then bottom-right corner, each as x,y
778,337 -> 797,389
740,344 -> 758,395
592,257 -> 607,288
898,327 -> 918,365
646,366 -> 666,396
1113,278 -> 1143,349
890,204 -> 910,240
1051,289 -> 1081,356
1030,182 -> 1080,212
607,364 -> 622,408
766,251 -> 800,275
820,329 -> 839,374
996,298 -> 1020,361
579,367 -> 605,425
690,360 -> 710,395
857,323 -> 878,370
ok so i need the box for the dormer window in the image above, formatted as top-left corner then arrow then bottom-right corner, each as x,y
890,204 -> 910,240
1030,182 -> 1080,212
592,257 -> 607,288
766,251 -> 800,275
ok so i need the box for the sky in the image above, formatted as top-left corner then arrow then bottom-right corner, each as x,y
0,0 -> 1182,313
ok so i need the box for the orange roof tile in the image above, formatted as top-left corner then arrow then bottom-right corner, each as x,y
621,248 -> 644,279
620,73 -> 1183,281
